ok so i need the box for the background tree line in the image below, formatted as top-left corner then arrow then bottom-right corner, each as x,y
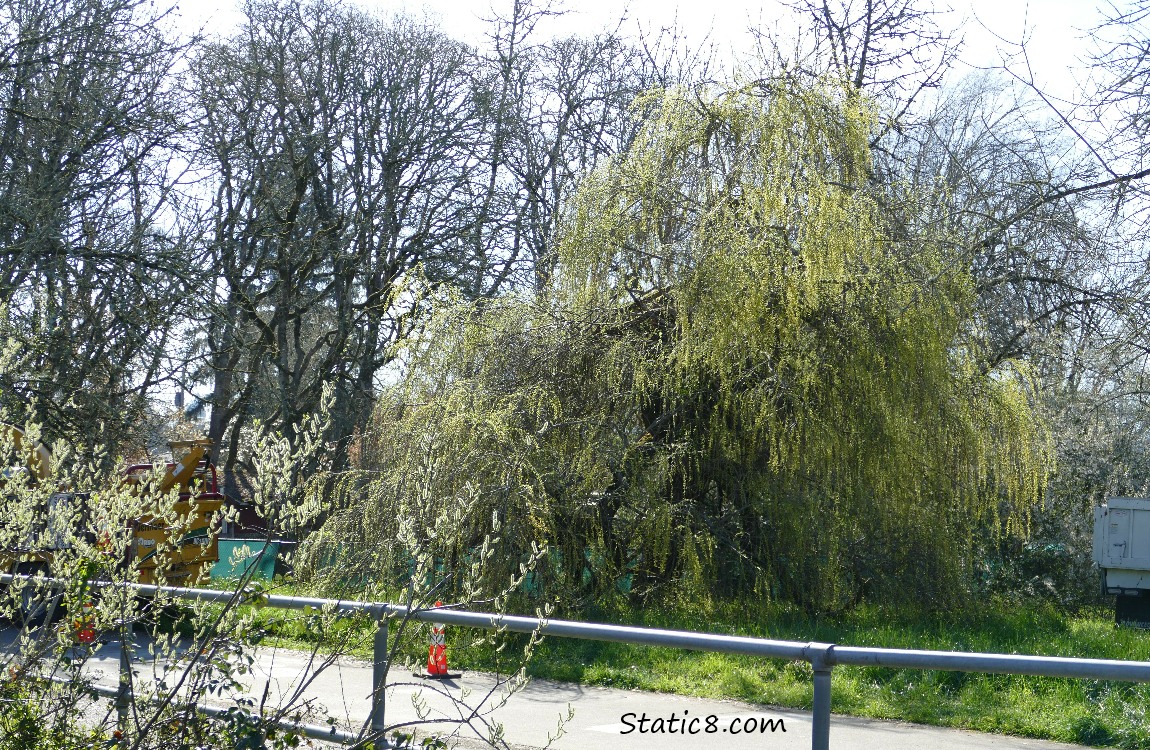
5,0 -> 1150,610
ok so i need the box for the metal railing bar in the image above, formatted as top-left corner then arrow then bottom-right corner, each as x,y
831,646 -> 1150,681
67,678 -> 368,746
10,572 -> 1150,750
6,574 -> 1150,683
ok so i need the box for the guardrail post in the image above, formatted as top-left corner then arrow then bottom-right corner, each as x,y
370,614 -> 388,736
805,642 -> 836,750
116,617 -> 133,742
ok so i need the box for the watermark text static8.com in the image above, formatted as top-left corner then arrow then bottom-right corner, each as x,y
620,711 -> 786,735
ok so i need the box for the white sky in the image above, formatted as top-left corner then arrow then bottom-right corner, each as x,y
171,0 -> 1111,100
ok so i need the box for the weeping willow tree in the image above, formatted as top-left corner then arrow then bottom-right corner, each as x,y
309,77 -> 1052,612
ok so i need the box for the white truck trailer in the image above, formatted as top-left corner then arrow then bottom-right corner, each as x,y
1093,497 -> 1150,626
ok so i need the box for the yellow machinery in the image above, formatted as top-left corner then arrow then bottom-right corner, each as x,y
121,438 -> 225,585
1,426 -> 224,587
0,423 -> 52,482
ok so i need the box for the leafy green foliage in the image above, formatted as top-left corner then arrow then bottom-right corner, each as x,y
325,76 -> 1052,612
0,679 -> 104,750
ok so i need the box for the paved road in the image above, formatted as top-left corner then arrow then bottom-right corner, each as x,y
58,635 -> 1091,750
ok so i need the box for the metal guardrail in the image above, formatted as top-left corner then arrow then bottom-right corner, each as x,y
79,679 -> 362,745
7,574 -> 1150,750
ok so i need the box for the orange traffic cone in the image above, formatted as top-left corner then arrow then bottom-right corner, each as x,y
428,622 -> 447,675
416,601 -> 461,679
73,601 -> 96,644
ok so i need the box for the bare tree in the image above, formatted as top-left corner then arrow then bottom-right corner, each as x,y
496,32 -> 650,291
778,0 -> 962,135
0,0 -> 196,452
194,0 -> 493,487
479,1 -> 717,294
877,74 -> 1121,368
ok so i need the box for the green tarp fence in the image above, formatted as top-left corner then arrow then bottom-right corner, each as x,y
210,539 -> 279,581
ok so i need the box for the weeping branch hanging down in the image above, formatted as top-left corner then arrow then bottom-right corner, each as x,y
311,76 -> 1053,613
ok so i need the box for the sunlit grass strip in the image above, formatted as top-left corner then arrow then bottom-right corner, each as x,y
225,591 -> 1150,748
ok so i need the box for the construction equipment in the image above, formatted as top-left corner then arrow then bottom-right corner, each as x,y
1,426 -> 225,621
120,438 -> 225,585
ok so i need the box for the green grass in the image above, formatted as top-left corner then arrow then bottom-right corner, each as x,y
483,602 -> 1150,748
207,586 -> 1150,748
